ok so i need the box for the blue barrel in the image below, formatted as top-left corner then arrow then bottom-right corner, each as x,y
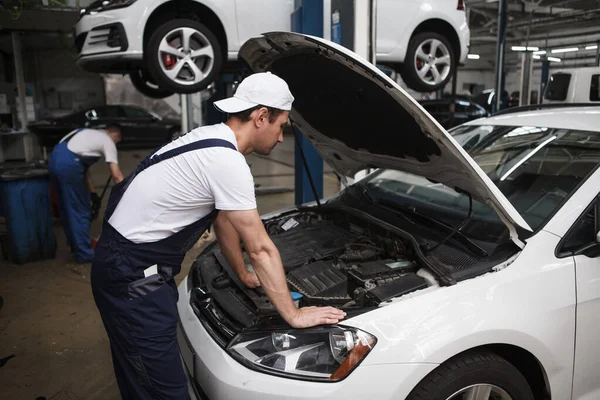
0,167 -> 57,264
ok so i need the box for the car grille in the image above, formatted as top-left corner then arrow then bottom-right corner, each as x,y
88,23 -> 128,51
74,32 -> 87,53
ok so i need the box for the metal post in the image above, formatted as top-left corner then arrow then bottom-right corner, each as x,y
292,0 -> 324,205
186,93 -> 194,130
180,94 -> 189,133
450,65 -> 458,126
12,31 -> 34,161
540,59 -> 549,103
494,0 -> 507,113
519,52 -> 533,106
596,39 -> 600,67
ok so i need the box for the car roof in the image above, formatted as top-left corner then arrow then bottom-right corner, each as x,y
463,106 -> 600,132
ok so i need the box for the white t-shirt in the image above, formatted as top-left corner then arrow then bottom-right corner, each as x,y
66,128 -> 119,164
108,123 -> 257,243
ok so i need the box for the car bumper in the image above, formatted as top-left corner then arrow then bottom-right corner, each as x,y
73,5 -> 145,70
176,278 -> 437,400
457,21 -> 470,62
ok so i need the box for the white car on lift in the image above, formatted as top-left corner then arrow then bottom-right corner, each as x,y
177,32 -> 600,400
73,0 -> 469,97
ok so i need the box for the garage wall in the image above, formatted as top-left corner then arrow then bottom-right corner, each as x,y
450,69 -> 496,95
33,47 -> 106,119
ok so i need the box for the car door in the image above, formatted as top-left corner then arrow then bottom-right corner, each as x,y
376,0 -> 419,55
234,0 -> 293,50
557,197 -> 600,399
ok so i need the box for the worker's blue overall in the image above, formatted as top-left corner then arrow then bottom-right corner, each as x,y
48,129 -> 99,263
91,139 -> 236,400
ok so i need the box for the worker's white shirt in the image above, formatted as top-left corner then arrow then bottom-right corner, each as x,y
109,123 -> 256,243
66,128 -> 119,164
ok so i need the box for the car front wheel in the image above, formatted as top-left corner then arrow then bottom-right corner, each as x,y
401,32 -> 456,92
147,18 -> 223,94
406,351 -> 534,400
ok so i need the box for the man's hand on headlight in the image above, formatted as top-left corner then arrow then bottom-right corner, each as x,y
289,306 -> 347,328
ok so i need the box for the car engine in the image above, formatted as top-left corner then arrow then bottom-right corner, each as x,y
255,211 -> 430,308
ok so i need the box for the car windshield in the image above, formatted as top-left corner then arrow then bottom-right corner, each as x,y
360,124 -> 600,244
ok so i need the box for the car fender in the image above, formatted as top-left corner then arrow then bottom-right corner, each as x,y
344,230 -> 575,399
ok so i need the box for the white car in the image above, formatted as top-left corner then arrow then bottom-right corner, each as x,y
73,0 -> 469,96
177,32 -> 600,400
543,66 -> 600,104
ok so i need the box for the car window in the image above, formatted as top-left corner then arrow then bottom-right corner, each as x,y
544,73 -> 571,101
122,106 -> 152,118
362,125 -> 600,244
559,200 -> 600,258
561,204 -> 596,253
95,107 -> 122,118
590,75 -> 600,102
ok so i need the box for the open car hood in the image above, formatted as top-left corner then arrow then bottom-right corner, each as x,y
239,32 -> 532,246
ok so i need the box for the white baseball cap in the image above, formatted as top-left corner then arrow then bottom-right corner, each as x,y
213,72 -> 294,113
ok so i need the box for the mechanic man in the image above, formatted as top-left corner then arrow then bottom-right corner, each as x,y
48,124 -> 124,264
90,72 -> 346,400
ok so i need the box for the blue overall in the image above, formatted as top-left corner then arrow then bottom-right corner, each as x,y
48,131 -> 101,263
91,139 -> 236,399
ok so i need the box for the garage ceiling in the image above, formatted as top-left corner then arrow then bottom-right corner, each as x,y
465,0 -> 600,69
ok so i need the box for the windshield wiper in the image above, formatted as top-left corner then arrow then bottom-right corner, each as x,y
355,184 -> 488,257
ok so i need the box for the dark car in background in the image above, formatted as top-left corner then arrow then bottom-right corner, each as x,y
28,105 -> 181,149
419,97 -> 489,129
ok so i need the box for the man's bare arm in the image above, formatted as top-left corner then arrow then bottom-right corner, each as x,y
214,212 -> 260,288
109,162 -> 124,183
221,209 -> 346,328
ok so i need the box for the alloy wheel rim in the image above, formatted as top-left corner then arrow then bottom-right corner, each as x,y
445,384 -> 513,400
414,38 -> 451,86
158,27 -> 215,86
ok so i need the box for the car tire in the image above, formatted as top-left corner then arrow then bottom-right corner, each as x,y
129,68 -> 174,99
406,350 -> 534,400
401,32 -> 456,93
147,19 -> 223,94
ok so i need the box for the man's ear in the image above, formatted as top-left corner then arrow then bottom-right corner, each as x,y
253,107 -> 269,127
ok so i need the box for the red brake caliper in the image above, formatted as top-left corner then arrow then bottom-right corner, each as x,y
163,43 -> 177,70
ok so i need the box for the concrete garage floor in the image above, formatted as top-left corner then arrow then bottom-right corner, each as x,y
0,134 -> 341,400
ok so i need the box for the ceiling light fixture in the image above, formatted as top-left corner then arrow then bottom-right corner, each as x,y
467,54 -> 480,59
551,47 -> 579,53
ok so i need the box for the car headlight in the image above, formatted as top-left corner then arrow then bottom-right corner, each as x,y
98,0 -> 137,11
227,326 -> 376,382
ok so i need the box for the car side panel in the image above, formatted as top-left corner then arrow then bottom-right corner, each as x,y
375,0 -> 468,63
344,230 -> 575,399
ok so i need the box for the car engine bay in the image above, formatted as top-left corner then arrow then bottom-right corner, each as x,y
193,207 -> 443,328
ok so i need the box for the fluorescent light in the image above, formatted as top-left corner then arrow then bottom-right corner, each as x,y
551,47 -> 579,53
533,55 -> 541,59
467,54 -> 480,60
512,46 -> 538,52
533,50 -> 546,55
547,56 -> 562,62
586,45 -> 598,50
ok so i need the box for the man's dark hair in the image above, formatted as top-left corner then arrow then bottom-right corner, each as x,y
229,105 -> 285,123
105,123 -> 122,135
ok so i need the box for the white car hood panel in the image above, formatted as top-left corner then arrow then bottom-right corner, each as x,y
238,32 -> 532,243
